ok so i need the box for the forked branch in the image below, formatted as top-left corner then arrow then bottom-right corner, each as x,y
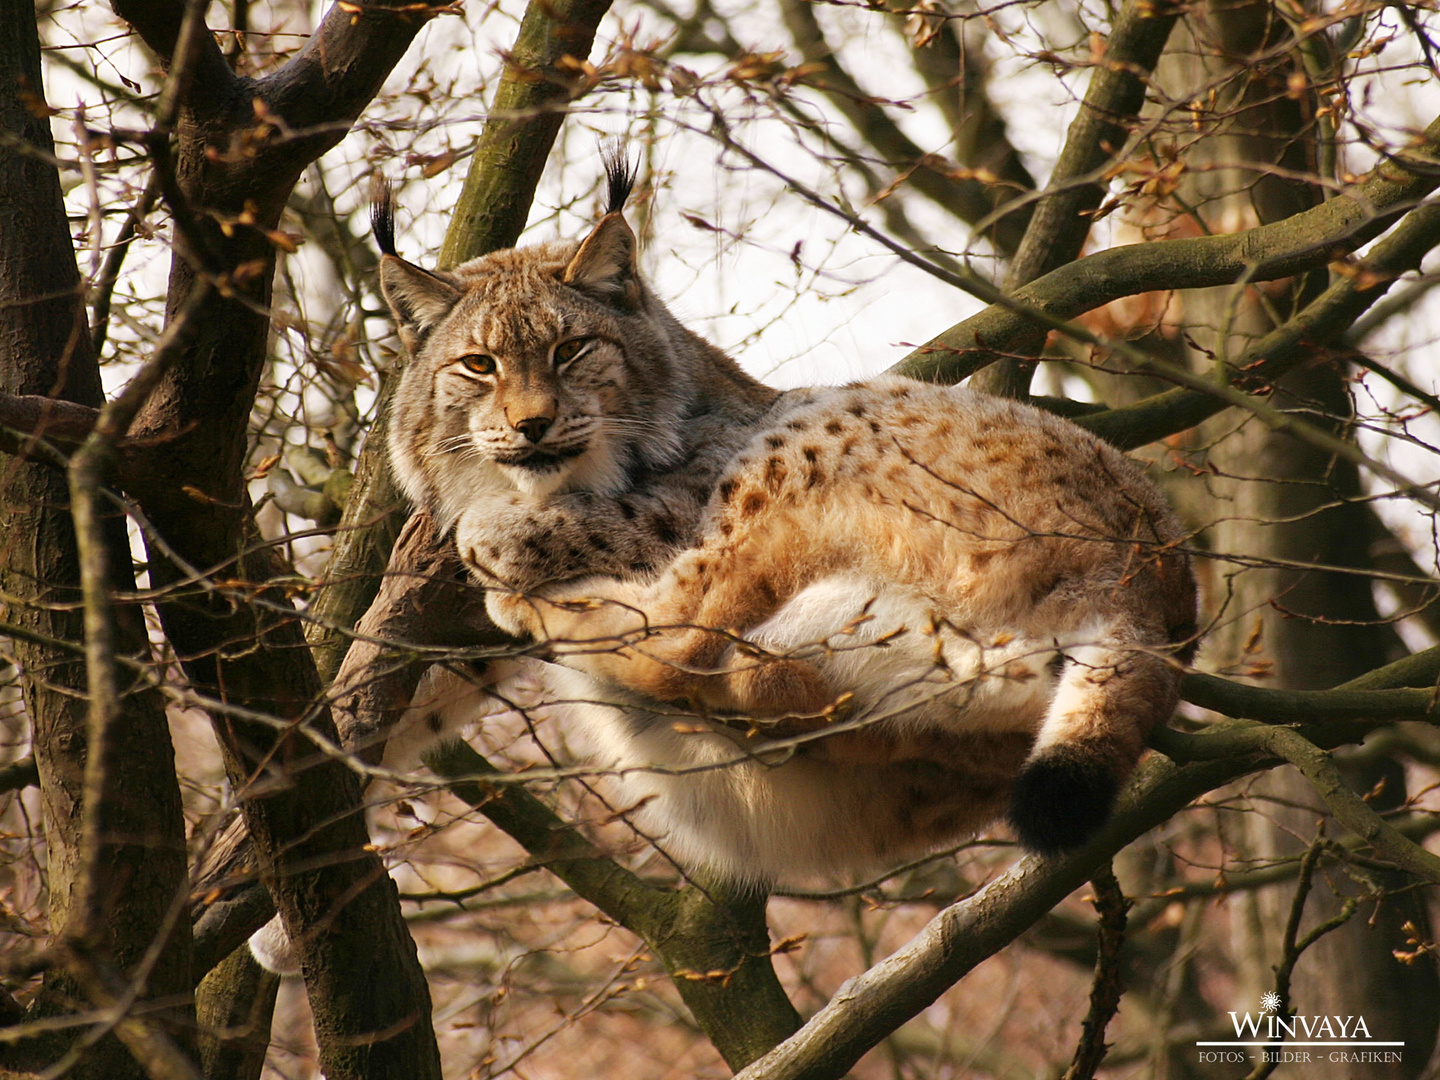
890,113 -> 1440,386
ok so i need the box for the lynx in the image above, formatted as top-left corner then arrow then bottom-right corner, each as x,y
377,158 -> 1198,886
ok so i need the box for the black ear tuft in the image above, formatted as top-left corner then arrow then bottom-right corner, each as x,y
601,141 -> 637,216
1007,747 -> 1120,855
371,174 -> 397,258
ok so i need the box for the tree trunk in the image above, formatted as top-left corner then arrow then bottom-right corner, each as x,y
1167,4 -> 1440,1075
0,3 -> 191,1074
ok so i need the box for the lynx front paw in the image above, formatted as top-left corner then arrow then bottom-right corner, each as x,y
484,589 -> 545,640
454,495 -> 551,592
696,655 -> 835,720
484,577 -> 636,646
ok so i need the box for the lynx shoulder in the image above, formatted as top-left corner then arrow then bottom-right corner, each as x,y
378,159 -> 1198,886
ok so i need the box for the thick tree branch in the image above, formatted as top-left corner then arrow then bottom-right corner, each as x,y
191,880 -> 274,985
96,1 -> 453,1073
188,515 -> 498,984
973,0 -> 1181,396
425,739 -> 803,1071
731,753 -> 1254,1080
777,0 -> 1031,254
1265,727 -> 1440,885
109,0 -> 234,117
53,946 -> 203,1080
0,5 -> 194,1076
1163,645 -> 1440,765
328,511 -> 505,760
891,113 -> 1440,385
1081,196 -> 1440,448
1005,1 -> 1181,288
729,636 -> 1440,1078
0,394 -> 99,450
438,0 -> 615,268
100,0 -> 609,1062
256,0 -> 449,179
1180,673 -> 1438,726
195,945 -> 278,1080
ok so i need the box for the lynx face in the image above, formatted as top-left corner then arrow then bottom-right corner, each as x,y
381,217 -> 688,525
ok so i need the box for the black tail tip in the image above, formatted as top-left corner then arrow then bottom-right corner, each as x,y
1007,748 -> 1120,855
370,174 -> 397,258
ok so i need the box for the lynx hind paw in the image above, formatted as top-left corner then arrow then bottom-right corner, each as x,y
1006,747 -> 1120,855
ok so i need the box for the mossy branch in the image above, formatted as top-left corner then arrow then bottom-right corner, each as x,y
1265,727 -> 1440,885
732,646 -> 1440,1079
890,113 -> 1440,387
438,0 -> 615,268
423,738 -> 801,1070
1080,198 -> 1440,449
732,753 -> 1254,1080
974,0 -> 1181,397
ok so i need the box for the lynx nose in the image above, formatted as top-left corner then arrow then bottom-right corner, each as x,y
515,416 -> 552,444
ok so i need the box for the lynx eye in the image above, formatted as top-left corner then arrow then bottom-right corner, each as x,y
553,338 -> 591,366
458,354 -> 496,376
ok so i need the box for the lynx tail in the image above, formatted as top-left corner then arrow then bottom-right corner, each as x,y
1006,640 -> 1180,854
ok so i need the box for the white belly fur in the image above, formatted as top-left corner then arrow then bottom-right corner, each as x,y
530,575 -> 1079,885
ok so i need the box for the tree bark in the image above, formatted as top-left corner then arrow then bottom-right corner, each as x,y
970,0 -> 1181,397
100,1 -> 448,1075
0,3 -> 191,1075
1164,5 -> 1440,1075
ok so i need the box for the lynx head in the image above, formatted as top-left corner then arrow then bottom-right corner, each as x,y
377,156 -> 690,524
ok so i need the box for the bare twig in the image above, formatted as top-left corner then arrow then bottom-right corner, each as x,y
776,0 -> 1032,255
1061,863 -> 1131,1080
976,0 -> 1182,396
90,175 -> 161,356
0,755 -> 37,795
1241,829 -> 1359,1080
65,281 -> 210,948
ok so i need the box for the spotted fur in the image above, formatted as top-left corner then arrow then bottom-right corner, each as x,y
379,165 -> 1198,885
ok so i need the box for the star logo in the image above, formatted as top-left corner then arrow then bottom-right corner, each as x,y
1260,991 -> 1282,1014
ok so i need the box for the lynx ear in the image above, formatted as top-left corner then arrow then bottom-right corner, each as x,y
563,213 -> 640,308
378,255 -> 462,351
